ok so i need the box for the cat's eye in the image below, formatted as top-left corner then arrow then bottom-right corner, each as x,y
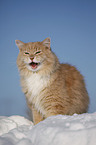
24,52 -> 29,55
35,51 -> 41,55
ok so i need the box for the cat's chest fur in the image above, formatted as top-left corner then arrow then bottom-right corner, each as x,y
25,73 -> 50,102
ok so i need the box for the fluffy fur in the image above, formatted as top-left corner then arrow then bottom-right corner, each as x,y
16,38 -> 89,124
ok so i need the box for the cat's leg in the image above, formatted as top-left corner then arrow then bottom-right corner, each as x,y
32,105 -> 44,125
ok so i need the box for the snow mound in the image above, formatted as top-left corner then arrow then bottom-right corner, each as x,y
0,113 -> 96,145
0,116 -> 33,136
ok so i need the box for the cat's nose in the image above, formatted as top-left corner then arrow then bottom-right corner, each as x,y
30,57 -> 34,61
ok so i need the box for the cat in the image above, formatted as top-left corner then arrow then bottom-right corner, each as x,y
15,38 -> 89,124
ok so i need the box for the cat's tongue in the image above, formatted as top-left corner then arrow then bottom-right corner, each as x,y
30,62 -> 37,69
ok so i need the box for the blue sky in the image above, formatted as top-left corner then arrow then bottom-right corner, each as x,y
0,0 -> 96,117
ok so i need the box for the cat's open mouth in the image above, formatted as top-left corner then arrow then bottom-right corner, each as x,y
29,62 -> 40,69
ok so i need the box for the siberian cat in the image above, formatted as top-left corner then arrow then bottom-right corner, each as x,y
16,38 -> 89,124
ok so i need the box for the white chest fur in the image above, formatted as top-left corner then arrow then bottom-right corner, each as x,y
25,73 -> 49,102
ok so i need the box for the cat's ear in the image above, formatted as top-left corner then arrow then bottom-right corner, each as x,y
42,37 -> 50,49
15,40 -> 25,49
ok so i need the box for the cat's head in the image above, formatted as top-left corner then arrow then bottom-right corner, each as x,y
16,38 -> 58,73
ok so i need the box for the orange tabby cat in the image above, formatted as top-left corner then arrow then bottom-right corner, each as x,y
16,38 -> 89,124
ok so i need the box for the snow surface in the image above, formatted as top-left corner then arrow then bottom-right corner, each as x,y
0,113 -> 96,145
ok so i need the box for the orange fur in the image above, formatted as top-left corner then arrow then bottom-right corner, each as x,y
16,38 -> 89,124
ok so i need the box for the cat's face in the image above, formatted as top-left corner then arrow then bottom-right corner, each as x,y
16,38 -> 54,72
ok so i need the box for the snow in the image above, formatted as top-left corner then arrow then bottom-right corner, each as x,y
0,113 -> 96,145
